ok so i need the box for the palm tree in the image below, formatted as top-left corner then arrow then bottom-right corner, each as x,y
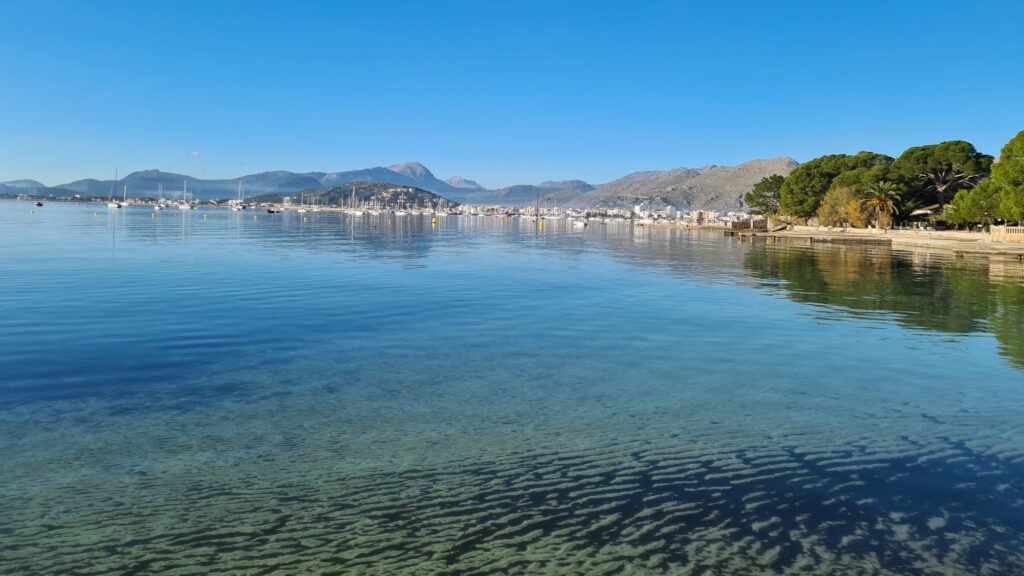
861,181 -> 901,229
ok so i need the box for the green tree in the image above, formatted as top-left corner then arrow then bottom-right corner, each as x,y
779,152 -> 892,219
744,174 -> 785,215
861,180 -> 901,228
993,130 -> 1024,224
829,163 -> 894,192
999,186 -> 1024,224
891,141 -> 993,207
945,179 -> 1001,227
943,199 -> 967,227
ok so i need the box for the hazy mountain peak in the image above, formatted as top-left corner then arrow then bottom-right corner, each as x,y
1,179 -> 47,188
247,170 -> 297,178
536,179 -> 592,189
388,162 -> 434,180
734,157 -> 800,171
445,176 -> 484,190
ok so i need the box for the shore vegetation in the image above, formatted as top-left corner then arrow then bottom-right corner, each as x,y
763,131 -> 1022,228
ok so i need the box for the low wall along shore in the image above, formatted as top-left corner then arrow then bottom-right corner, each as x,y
790,225 -> 1024,244
992,226 -> 1024,243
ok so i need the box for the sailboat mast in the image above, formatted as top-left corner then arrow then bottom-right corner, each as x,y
111,168 -> 118,201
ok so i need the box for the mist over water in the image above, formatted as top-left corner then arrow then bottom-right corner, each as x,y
1,200 -> 1022,575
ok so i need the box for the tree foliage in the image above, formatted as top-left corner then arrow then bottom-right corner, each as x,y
993,130 -> 1024,224
861,180 -> 901,228
779,152 -> 892,219
945,179 -> 1001,226
891,141 -> 993,206
829,163 -> 894,192
744,174 -> 784,215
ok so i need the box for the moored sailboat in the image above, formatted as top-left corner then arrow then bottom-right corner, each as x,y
231,180 -> 246,210
178,180 -> 193,210
107,169 -> 122,208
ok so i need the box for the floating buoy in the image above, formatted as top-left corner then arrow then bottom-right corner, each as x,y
254,215 -> 259,221
151,213 -> 156,218
203,214 -> 208,220
303,217 -> 308,222
30,210 -> 35,214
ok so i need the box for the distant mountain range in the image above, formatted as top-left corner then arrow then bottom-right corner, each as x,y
44,162 -> 471,202
2,157 -> 798,210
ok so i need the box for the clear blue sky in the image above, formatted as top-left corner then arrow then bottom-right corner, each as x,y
1,0 -> 1022,187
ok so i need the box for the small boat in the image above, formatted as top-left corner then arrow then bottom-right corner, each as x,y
266,208 -> 277,214
35,201 -> 43,207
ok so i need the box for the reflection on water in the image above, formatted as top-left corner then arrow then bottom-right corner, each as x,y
742,240 -> 1024,369
1,202 -> 1023,575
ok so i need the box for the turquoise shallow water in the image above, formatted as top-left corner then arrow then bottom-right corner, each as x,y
1,200 -> 1023,575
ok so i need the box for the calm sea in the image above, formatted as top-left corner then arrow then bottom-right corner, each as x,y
1,200 -> 1022,575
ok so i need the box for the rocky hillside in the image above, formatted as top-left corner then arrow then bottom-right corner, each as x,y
565,158 -> 799,210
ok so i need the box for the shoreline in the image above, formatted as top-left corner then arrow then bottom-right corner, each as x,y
13,198 -> 1024,258
745,228 -> 1024,258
